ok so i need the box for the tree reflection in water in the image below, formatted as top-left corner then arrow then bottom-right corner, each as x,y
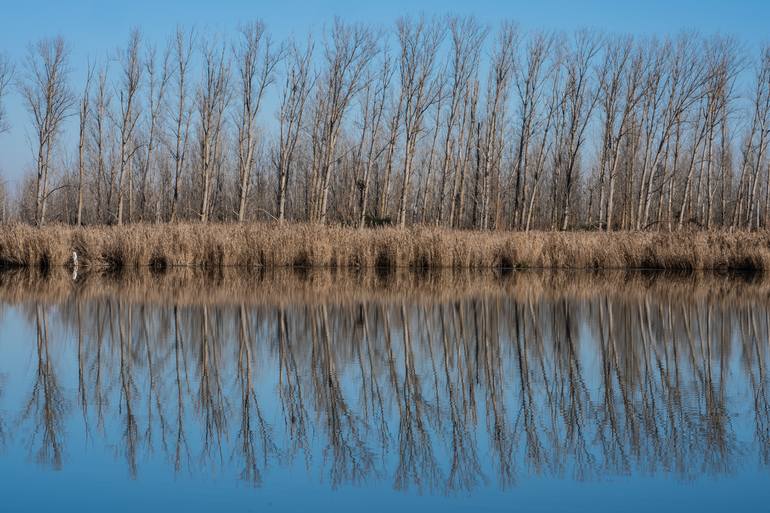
2,269 -> 769,494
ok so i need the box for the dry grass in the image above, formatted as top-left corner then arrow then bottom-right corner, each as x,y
1,222 -> 769,271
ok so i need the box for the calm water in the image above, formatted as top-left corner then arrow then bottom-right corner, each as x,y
0,269 -> 769,512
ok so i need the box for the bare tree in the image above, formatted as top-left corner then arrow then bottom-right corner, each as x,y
0,179 -> 8,223
0,53 -> 13,134
435,17 -> 486,224
77,62 -> 95,226
733,44 -> 770,230
276,39 -> 314,223
523,59 -> 560,231
642,35 -> 710,230
556,31 -> 602,231
235,21 -> 281,222
197,37 -> 231,223
0,55 -> 14,224
19,37 -> 75,226
115,29 -> 143,225
476,23 -> 516,230
308,18 -> 376,224
357,49 -> 393,228
375,82 -> 404,220
689,37 -> 740,229
510,30 -> 550,229
169,27 -> 195,222
89,64 -> 113,223
395,16 -> 445,228
594,36 -> 637,231
138,43 -> 171,222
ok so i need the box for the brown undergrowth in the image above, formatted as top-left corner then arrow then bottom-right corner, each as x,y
0,222 -> 769,271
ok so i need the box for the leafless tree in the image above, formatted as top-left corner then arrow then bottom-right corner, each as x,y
0,55 -> 13,223
169,27 -> 195,222
276,39 -> 314,223
308,19 -> 376,224
523,53 -> 560,232
0,53 -> 13,134
19,37 -> 76,226
138,43 -> 171,222
77,62 -> 95,226
115,30 -> 143,225
556,31 -> 602,231
235,21 -> 281,222
197,37 -> 231,223
357,50 -> 393,228
395,16 -> 445,228
593,36 -> 638,231
477,22 -> 516,230
734,44 -> 770,230
90,65 -> 116,223
510,30 -> 550,229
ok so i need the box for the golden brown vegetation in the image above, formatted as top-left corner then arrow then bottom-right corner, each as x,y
1,222 -> 769,271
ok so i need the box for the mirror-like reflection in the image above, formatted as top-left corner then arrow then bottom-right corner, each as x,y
0,269 -> 769,504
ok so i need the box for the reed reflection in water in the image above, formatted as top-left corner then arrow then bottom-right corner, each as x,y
0,269 -> 769,508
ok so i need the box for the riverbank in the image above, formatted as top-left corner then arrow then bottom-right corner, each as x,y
0,223 -> 768,271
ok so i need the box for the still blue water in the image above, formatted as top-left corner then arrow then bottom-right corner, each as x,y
0,271 -> 768,512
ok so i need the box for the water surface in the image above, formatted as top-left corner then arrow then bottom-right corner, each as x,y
0,269 -> 768,512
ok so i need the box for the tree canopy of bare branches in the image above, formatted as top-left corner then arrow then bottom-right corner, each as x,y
0,53 -> 13,134
2,20 -> 769,232
18,37 -> 75,226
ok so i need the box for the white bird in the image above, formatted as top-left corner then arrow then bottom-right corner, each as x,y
71,251 -> 79,281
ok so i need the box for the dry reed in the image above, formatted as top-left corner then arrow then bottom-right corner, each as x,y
0,222 -> 769,271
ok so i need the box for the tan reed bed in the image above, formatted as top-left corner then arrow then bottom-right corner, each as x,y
0,222 -> 769,271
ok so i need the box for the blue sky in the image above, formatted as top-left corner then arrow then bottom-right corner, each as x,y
1,0 -> 769,186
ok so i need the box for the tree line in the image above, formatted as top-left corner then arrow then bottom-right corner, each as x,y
0,16 -> 768,231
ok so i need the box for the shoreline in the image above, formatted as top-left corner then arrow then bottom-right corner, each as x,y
1,222 -> 769,272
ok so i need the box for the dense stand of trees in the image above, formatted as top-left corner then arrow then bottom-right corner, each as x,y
1,17 -> 770,230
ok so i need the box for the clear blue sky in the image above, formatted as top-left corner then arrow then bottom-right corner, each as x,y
1,0 -> 768,186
